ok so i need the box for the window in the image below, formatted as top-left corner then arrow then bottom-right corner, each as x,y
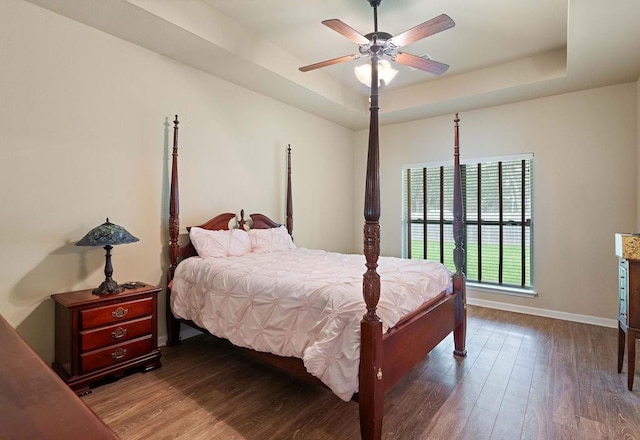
402,154 -> 533,290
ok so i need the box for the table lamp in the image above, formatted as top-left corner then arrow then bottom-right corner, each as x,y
76,218 -> 139,295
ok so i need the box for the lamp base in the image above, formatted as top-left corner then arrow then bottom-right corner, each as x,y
92,279 -> 124,295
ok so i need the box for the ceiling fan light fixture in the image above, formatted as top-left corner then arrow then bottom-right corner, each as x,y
355,59 -> 398,88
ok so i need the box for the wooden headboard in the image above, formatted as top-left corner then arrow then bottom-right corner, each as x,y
167,117 -> 293,279
175,210 -> 287,264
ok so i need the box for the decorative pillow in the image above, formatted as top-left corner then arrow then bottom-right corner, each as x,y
248,226 -> 295,253
189,227 -> 251,258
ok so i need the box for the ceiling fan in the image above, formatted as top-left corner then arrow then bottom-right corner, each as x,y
299,0 -> 455,78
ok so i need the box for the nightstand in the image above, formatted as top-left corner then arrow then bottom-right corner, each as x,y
51,282 -> 161,395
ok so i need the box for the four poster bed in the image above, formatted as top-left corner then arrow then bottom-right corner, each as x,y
165,1 -> 464,437
165,110 -> 466,439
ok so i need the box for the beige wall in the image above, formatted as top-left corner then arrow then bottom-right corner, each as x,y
354,83 -> 638,321
0,0 -> 354,361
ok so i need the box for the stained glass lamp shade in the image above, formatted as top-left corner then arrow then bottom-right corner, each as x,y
76,218 -> 139,295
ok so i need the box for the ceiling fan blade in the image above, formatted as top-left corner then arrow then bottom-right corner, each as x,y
322,19 -> 370,45
394,52 -> 450,76
299,54 -> 359,72
388,14 -> 455,48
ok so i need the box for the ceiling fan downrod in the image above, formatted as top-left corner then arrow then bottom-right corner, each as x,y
364,0 -> 392,45
369,0 -> 380,33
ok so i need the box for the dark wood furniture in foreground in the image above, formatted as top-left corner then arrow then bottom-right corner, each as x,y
0,314 -> 119,440
52,283 -> 161,395
165,110 -> 466,440
617,254 -> 639,390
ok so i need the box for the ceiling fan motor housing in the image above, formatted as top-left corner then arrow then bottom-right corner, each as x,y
364,31 -> 393,42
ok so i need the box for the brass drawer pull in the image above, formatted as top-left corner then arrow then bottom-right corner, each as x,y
111,327 -> 128,339
111,348 -> 127,360
112,307 -> 128,319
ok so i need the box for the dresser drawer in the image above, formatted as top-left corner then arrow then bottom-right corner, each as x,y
81,336 -> 152,373
81,297 -> 153,329
81,316 -> 153,352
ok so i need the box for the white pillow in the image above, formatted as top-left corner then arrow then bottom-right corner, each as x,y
248,226 -> 295,253
189,227 -> 251,258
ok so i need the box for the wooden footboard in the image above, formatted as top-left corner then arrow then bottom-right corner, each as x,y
382,293 -> 457,391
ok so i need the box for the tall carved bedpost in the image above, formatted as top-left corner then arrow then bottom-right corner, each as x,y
360,50 -> 384,440
452,113 -> 467,357
286,144 -> 293,237
166,115 -> 181,346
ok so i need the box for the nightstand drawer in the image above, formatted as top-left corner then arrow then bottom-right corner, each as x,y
81,316 -> 153,352
81,297 -> 153,329
81,336 -> 152,373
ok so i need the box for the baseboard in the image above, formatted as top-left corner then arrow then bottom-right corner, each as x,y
467,297 -> 618,329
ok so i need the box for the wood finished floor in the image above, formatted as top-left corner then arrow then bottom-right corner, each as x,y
82,306 -> 640,440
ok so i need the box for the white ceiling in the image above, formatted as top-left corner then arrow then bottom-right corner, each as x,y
25,0 -> 640,129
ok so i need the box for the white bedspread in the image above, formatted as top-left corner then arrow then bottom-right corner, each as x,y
170,248 -> 452,401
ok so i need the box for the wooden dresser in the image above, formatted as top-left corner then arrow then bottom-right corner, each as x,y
615,233 -> 640,391
51,282 -> 161,395
0,313 -> 119,439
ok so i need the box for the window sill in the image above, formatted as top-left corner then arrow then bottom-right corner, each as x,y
466,282 -> 537,298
